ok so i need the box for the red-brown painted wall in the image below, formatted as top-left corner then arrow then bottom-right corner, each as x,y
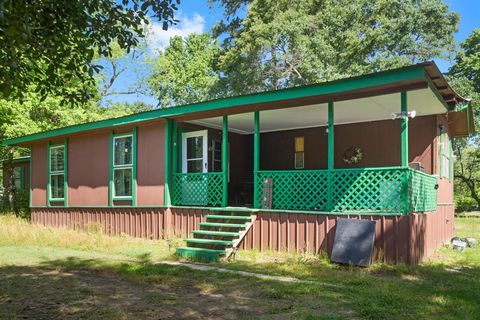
31,205 -> 454,264
31,121 -> 167,207
69,132 -> 110,206
137,123 -> 165,206
31,144 -> 47,206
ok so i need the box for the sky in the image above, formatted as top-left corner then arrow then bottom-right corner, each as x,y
105,0 -> 480,106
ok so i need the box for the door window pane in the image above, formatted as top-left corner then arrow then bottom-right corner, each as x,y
213,140 -> 222,172
114,136 -> 133,166
186,136 -> 203,159
187,160 -> 203,173
50,146 -> 64,172
114,168 -> 132,197
51,174 -> 65,199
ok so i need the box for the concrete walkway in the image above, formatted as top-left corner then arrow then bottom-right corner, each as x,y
162,261 -> 341,288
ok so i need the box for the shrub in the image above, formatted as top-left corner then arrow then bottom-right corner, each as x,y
1,189 -> 30,219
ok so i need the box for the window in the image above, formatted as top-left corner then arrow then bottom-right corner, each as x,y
294,136 -> 304,169
49,144 -> 65,200
112,133 -> 135,199
440,127 -> 452,180
13,167 -> 24,190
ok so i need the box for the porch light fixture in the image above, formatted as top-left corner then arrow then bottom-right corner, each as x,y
390,110 -> 416,120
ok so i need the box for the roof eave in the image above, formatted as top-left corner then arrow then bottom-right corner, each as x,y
3,63 -> 441,146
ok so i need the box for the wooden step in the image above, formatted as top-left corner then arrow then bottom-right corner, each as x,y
192,230 -> 240,237
176,247 -> 227,262
199,222 -> 246,229
185,238 -> 233,246
205,215 -> 252,221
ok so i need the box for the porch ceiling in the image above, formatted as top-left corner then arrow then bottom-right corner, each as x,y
188,87 -> 446,134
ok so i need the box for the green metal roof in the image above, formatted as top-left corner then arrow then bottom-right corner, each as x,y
1,62 -> 466,146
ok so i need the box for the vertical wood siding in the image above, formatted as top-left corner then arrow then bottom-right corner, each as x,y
31,205 -> 454,264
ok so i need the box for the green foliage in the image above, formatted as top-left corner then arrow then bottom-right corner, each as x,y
98,101 -> 154,118
146,33 -> 221,107
450,29 -> 480,92
1,189 -> 29,219
0,0 -> 179,104
210,0 -> 459,95
448,29 -> 480,211
453,147 -> 480,211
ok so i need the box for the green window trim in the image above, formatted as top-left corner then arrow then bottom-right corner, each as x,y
47,139 -> 68,206
29,147 -> 33,207
109,129 -> 137,206
449,138 -> 453,181
439,126 -> 451,181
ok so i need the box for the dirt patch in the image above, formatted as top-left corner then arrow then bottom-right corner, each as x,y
0,264 -> 327,319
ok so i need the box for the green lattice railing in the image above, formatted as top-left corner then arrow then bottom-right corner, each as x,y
172,172 -> 223,206
255,167 -> 438,214
408,169 -> 438,212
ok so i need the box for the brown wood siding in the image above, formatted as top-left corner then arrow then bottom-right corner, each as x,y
260,126 -> 328,170
69,132 -> 110,206
137,123 -> 165,206
239,206 -> 454,264
259,116 -> 435,174
32,205 -> 454,264
31,144 -> 47,206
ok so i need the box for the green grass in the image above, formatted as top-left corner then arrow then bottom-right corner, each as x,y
0,214 -> 479,319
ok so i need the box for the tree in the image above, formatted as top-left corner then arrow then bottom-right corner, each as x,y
95,40 -> 148,99
447,29 -> 480,211
454,146 -> 480,211
146,33 -> 221,107
0,0 -> 179,104
210,0 -> 459,95
97,101 -> 154,118
0,85 -> 99,212
450,29 -> 480,92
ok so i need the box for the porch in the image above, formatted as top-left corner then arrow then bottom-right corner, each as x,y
165,88 -> 441,215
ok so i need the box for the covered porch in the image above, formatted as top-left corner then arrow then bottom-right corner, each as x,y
165,86 -> 441,215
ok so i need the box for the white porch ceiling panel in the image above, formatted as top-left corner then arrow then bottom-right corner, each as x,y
188,88 -> 445,134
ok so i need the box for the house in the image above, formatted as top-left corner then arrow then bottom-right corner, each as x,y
2,62 -> 474,264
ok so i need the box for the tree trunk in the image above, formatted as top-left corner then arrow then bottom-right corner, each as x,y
4,147 -> 16,212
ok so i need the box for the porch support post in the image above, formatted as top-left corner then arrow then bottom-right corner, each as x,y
164,119 -> 173,207
253,111 -> 260,208
222,115 -> 229,207
401,91 -> 409,214
401,91 -> 408,167
328,102 -> 334,170
327,102 -> 334,211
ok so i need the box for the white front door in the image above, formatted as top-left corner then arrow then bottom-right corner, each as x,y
182,130 -> 208,173
181,130 -> 209,205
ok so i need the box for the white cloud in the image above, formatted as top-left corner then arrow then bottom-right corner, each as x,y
146,13 -> 205,53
